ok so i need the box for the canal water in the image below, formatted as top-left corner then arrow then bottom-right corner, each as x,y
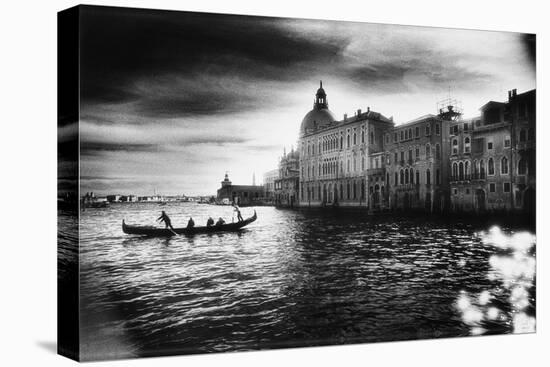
63,203 -> 535,360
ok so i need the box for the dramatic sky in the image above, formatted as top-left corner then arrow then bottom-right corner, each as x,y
79,5 -> 535,196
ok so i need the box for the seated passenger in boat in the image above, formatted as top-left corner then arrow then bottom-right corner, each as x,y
215,217 -> 225,226
187,217 -> 195,228
206,217 -> 214,227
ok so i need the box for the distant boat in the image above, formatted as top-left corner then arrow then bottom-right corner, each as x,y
122,211 -> 257,237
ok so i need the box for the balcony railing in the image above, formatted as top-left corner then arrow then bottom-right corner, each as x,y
450,174 -> 472,182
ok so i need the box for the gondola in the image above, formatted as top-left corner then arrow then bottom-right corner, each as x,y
122,210 -> 257,236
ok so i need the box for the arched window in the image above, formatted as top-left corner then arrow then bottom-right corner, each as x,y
347,182 -> 350,199
361,130 -> 365,144
453,162 -> 458,178
425,124 -> 431,135
436,144 -> 441,159
415,170 -> 419,184
347,135 -> 350,148
452,138 -> 458,155
353,182 -> 357,199
400,130 -> 404,141
405,168 -> 409,184
520,129 -> 527,142
340,183 -> 343,199
464,137 -> 471,153
400,169 -> 404,185
410,168 -> 414,184
465,161 -> 470,177
340,136 -> 343,148
408,128 -> 412,140
501,157 -> 509,175
435,123 -> 440,135
426,169 -> 431,185
426,143 -> 431,157
480,160 -> 485,179
473,160 -> 478,178
488,158 -> 495,175
518,159 -> 527,175
459,162 -> 464,180
394,172 -> 398,186
436,169 -> 441,185
361,155 -> 365,170
353,133 -> 357,145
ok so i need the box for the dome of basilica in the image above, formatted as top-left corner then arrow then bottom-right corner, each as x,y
299,81 -> 336,136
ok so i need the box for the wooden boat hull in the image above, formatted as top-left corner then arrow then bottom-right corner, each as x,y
122,211 -> 257,236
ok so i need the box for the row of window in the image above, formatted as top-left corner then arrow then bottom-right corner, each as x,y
391,123 -> 440,143
302,156 -> 368,179
302,127 -> 378,156
301,180 -> 366,201
391,143 -> 441,164
452,182 -> 512,195
451,156 -> 528,181
392,168 -> 440,186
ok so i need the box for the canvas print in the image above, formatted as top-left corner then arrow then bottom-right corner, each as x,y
58,5 -> 536,361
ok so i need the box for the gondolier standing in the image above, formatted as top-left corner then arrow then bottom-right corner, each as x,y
157,211 -> 175,231
233,203 -> 243,222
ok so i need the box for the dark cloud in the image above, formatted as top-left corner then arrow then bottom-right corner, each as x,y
81,142 -> 159,155
80,5 -> 345,115
346,57 -> 493,93
80,135 -> 251,157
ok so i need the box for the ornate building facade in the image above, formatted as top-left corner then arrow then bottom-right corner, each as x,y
274,147 -> 300,208
217,173 -> 265,206
298,82 -> 394,207
289,83 -> 535,214
449,89 -> 535,213
384,114 -> 452,212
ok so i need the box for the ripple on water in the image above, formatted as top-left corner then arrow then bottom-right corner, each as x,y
71,204 -> 535,359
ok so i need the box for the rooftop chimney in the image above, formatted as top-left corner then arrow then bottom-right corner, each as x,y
357,109 -> 362,115
367,106 -> 370,112
344,113 -> 347,121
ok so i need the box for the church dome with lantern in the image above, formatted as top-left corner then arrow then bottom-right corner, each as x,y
300,81 -> 337,136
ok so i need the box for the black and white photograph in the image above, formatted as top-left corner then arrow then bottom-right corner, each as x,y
55,3 -> 537,363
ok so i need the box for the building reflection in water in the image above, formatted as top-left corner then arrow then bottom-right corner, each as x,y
456,226 -> 535,336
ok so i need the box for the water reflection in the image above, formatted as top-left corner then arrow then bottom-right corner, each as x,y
455,226 -> 536,336
68,204 -> 536,360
